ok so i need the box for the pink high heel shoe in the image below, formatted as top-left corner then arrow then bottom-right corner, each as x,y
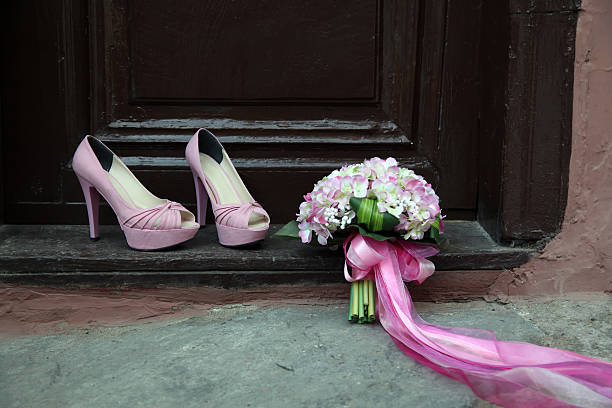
185,129 -> 270,246
72,136 -> 199,250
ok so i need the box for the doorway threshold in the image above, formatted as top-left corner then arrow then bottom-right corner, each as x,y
0,222 -> 533,300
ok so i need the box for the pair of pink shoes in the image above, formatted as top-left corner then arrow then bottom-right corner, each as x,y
72,129 -> 269,250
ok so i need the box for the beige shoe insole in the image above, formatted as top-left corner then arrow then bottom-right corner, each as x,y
108,157 -> 197,228
199,151 -> 268,229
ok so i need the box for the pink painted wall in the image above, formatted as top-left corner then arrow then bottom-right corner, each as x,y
491,0 -> 612,296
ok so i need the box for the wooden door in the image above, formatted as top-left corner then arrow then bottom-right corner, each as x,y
4,0 -> 482,224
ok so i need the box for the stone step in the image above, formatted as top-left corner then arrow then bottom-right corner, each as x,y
0,222 -> 532,300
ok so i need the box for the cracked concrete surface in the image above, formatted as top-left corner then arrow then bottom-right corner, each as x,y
0,295 -> 609,408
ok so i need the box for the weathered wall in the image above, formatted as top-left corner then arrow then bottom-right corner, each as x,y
491,0 -> 612,296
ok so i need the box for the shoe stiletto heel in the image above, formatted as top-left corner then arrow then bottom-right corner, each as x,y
185,128 -> 270,246
77,176 -> 100,240
72,135 -> 199,250
193,172 -> 208,226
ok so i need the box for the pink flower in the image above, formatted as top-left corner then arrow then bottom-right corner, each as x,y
298,221 -> 312,243
299,229 -> 312,243
352,175 -> 369,198
294,157 -> 441,245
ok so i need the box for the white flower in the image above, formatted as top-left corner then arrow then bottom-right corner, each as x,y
295,157 -> 441,245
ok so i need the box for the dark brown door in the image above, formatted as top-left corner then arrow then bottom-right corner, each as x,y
4,0 -> 482,224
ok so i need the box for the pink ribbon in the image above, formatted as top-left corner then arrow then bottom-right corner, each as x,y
344,233 -> 612,407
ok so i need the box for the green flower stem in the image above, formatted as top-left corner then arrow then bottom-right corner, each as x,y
348,281 -> 355,321
348,280 -> 376,324
368,279 -> 375,321
358,280 -> 365,322
351,281 -> 359,321
350,282 -> 355,321
364,280 -> 370,321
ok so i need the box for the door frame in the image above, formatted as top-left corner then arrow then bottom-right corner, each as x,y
1,0 -> 578,244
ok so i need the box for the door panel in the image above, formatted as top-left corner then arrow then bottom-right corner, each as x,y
130,1 -> 378,101
4,0 -> 482,224
88,0 -> 479,222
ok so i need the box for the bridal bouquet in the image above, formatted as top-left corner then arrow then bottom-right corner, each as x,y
275,155 -> 612,406
275,157 -> 612,407
276,157 -> 443,323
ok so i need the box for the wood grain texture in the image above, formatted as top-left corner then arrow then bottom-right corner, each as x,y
61,0 -> 91,151
57,155 -> 436,223
477,1 -> 509,242
0,272 -> 504,302
477,2 -> 576,242
129,0 -> 378,102
87,0 -> 475,219
502,11 -> 576,240
1,1 -> 89,220
432,0 -> 481,210
0,222 -> 532,287
381,0 -> 419,133
2,2 -> 68,205
2,0 -> 574,247
415,0 -> 481,210
4,0 -> 484,224
509,0 -> 581,13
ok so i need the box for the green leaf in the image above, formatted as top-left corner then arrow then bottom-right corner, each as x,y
429,219 -> 440,242
349,225 -> 396,241
349,197 -> 399,232
428,213 -> 446,246
273,220 -> 300,239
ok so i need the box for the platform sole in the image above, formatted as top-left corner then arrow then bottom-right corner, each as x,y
215,223 -> 268,247
122,225 -> 199,250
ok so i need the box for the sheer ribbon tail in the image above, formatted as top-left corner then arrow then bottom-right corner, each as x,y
342,233 -> 612,408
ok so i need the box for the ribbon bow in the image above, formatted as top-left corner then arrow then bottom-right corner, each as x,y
343,232 -> 438,284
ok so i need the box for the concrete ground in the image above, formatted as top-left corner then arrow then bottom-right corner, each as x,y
0,295 -> 610,408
